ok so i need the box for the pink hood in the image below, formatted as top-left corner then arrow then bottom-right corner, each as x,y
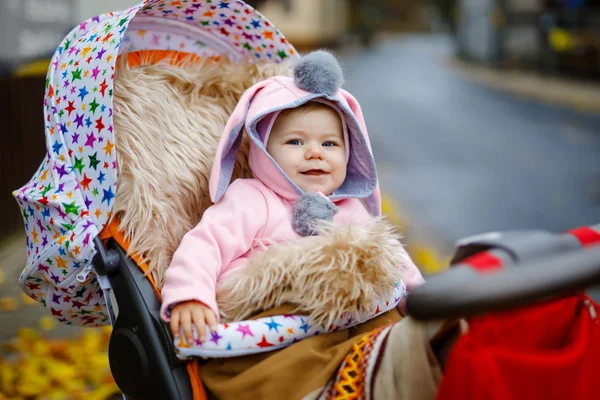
209,75 -> 382,216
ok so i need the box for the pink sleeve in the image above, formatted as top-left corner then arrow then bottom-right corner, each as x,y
394,241 -> 426,316
160,180 -> 267,322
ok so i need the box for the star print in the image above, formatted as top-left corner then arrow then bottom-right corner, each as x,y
98,171 -> 106,184
55,164 -> 69,178
89,98 -> 100,113
256,335 -> 274,348
77,86 -> 89,100
99,79 -> 108,97
52,141 -> 63,155
54,257 -> 67,268
101,187 -> 115,205
96,48 -> 107,60
71,67 -> 83,81
88,153 -> 100,169
40,185 -> 52,199
65,100 -> 76,116
299,320 -> 311,333
264,318 -> 283,332
80,174 -> 92,190
210,331 -> 223,345
263,30 -> 274,40
72,156 -> 85,174
73,113 -> 84,128
84,133 -> 96,148
95,116 -> 106,133
236,323 -> 254,339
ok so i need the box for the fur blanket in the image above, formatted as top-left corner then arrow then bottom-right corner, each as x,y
216,218 -> 407,327
112,56 -> 291,287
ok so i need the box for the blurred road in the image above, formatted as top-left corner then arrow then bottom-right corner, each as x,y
342,35 -> 600,246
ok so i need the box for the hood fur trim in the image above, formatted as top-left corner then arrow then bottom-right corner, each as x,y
216,217 -> 408,327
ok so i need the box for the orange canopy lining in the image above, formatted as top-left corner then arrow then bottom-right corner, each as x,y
102,48 -> 211,400
116,49 -> 221,68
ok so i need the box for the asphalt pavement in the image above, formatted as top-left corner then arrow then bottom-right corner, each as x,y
341,35 -> 600,246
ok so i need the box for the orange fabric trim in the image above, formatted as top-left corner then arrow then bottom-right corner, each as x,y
99,218 -> 160,299
116,49 -> 220,69
186,360 -> 208,400
99,219 -> 207,400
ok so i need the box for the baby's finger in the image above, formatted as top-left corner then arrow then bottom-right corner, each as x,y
192,309 -> 207,342
205,309 -> 218,332
170,311 -> 180,338
181,311 -> 194,344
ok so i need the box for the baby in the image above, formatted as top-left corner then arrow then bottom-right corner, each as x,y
160,51 -> 424,344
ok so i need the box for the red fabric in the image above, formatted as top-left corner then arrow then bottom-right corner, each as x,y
437,294 -> 600,400
568,227 -> 600,247
463,252 -> 504,272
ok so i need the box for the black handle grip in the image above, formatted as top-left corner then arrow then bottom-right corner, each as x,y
406,245 -> 600,320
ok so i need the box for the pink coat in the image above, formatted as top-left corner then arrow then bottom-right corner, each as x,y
160,76 -> 424,321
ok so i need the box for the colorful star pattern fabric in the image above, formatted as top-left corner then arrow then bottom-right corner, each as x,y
126,0 -> 296,62
13,0 -> 297,327
174,287 -> 405,359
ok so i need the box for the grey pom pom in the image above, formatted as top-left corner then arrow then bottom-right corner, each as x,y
293,193 -> 339,237
294,50 -> 344,96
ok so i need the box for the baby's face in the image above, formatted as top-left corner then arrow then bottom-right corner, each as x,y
266,105 -> 347,195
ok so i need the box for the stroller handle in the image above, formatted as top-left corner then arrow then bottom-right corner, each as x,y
406,245 -> 600,320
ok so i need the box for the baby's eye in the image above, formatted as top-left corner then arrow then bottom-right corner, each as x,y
286,139 -> 302,145
322,141 -> 337,147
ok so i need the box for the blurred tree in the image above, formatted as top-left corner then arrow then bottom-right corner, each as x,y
432,0 -> 458,33
348,0 -> 384,47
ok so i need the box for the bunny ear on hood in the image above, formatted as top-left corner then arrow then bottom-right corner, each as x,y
209,51 -> 382,216
209,77 -> 274,201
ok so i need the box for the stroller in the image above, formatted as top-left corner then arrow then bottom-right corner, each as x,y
12,1 -> 600,399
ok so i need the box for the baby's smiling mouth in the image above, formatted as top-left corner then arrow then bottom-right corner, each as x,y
301,169 -> 328,176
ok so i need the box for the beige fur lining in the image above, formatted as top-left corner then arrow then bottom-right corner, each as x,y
216,218 -> 408,327
112,56 -> 292,287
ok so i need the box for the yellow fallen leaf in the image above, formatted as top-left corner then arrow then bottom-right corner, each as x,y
39,315 -> 57,331
0,268 -> 4,284
20,292 -> 38,306
88,384 -> 122,400
32,340 -> 51,357
0,297 -> 18,312
0,362 -> 17,396
411,244 -> 448,274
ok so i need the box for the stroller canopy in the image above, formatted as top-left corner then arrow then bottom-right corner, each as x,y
13,0 -> 297,326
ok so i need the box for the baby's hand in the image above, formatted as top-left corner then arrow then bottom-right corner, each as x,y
170,301 -> 217,344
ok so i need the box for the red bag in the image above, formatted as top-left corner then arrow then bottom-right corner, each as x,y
437,294 -> 600,400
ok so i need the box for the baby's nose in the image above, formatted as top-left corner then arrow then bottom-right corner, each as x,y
305,144 -> 323,159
